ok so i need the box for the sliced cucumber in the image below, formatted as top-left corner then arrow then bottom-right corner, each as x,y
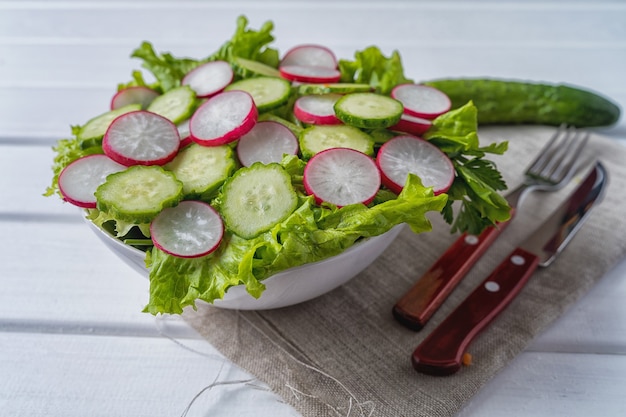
225,76 -> 292,112
165,143 -> 237,199
296,83 -> 372,95
147,85 -> 197,124
220,163 -> 298,239
334,92 -> 403,129
96,165 -> 183,224
299,125 -> 375,159
232,56 -> 282,78
77,104 -> 142,142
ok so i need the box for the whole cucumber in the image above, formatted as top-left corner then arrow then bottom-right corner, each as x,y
423,78 -> 621,127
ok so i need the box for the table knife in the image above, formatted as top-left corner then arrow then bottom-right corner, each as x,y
411,162 -> 607,376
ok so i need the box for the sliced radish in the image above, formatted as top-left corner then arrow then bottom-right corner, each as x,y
110,86 -> 160,110
236,121 -> 299,166
376,135 -> 455,195
182,60 -> 234,98
103,110 -> 181,166
281,44 -> 337,69
390,113 -> 432,135
150,200 -> 224,258
293,94 -> 342,125
189,90 -> 258,146
58,154 -> 126,208
177,119 -> 193,148
279,65 -> 341,84
303,148 -> 381,207
391,84 -> 451,119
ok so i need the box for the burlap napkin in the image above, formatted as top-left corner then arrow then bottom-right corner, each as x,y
184,126 -> 626,417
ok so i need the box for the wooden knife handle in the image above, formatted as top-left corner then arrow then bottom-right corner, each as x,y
393,221 -> 510,331
411,247 -> 540,376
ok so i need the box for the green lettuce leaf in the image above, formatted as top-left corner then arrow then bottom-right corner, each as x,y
209,15 -> 279,67
130,15 -> 279,92
143,173 -> 446,315
338,46 -> 413,94
130,42 -> 201,92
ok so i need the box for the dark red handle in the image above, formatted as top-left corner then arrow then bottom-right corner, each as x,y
411,247 -> 540,376
393,221 -> 510,331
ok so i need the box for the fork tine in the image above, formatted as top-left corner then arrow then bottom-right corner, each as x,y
526,124 -> 589,184
550,130 -> 589,180
525,123 -> 567,175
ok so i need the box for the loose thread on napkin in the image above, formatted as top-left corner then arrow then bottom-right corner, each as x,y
153,316 -> 273,416
239,311 -> 376,417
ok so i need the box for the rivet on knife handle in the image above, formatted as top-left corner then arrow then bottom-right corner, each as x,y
392,220 -> 511,331
411,247 -> 540,376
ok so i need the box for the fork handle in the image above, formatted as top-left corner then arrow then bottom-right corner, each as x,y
411,247 -> 540,376
392,220 -> 511,331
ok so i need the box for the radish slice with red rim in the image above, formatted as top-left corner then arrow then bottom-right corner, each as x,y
182,60 -> 234,98
281,44 -> 337,69
236,121 -> 299,166
279,65 -> 341,84
294,94 -> 342,125
110,86 -> 160,110
177,119 -> 192,148
391,84 -> 451,119
390,113 -> 432,135
303,147 -> 381,207
377,135 -> 455,195
150,200 -> 224,258
58,154 -> 126,208
103,110 -> 181,166
189,90 -> 258,146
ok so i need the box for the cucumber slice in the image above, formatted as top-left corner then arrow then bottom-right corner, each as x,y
96,165 -> 184,224
77,104 -> 142,142
225,76 -> 292,112
299,125 -> 375,159
147,85 -> 197,124
296,83 -> 372,95
232,57 -> 282,78
334,92 -> 403,129
165,143 -> 237,199
220,163 -> 298,238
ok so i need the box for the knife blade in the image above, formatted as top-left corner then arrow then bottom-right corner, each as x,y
411,162 -> 607,376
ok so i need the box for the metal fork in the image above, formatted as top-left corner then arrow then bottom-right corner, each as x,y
504,124 -> 590,212
392,125 -> 590,331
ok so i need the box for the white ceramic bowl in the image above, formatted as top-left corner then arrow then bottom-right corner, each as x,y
87,219 -> 404,310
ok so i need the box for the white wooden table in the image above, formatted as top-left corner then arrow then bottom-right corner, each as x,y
2,1 -> 625,416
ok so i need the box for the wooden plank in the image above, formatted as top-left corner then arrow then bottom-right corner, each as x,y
0,144 -> 74,214
0,219 -> 155,324
458,351 -> 626,416
1,7 -> 625,49
0,332 -> 298,417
